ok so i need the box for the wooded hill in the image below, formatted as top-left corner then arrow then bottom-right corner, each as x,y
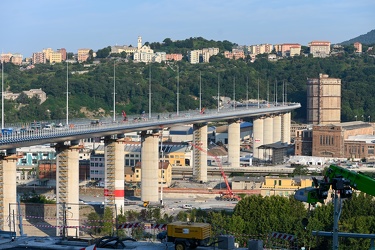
1,37 -> 375,124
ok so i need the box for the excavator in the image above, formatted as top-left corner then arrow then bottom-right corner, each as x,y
294,164 -> 375,250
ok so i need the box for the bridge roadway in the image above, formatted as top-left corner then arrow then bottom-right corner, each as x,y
0,103 -> 300,150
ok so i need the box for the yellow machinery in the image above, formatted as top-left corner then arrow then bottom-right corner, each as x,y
166,222 -> 211,250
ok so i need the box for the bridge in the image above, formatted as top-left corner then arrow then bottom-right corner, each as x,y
0,103 -> 300,236
0,103 -> 300,149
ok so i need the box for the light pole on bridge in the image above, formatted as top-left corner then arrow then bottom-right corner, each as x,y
1,57 -> 4,130
66,61 -> 69,126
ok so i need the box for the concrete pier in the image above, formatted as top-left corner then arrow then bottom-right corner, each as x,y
263,116 -> 274,161
228,120 -> 241,168
141,131 -> 160,203
0,153 -> 17,231
273,115 -> 282,143
282,112 -> 291,144
104,135 -> 125,215
253,117 -> 264,160
193,124 -> 208,183
55,141 -> 80,237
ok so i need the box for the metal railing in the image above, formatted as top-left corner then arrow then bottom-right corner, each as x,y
0,103 -> 300,149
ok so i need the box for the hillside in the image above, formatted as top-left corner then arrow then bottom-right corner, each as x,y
341,29 -> 375,45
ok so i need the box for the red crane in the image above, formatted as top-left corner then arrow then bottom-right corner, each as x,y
190,143 -> 241,201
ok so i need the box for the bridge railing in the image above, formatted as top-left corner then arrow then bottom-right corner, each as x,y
0,103 -> 300,144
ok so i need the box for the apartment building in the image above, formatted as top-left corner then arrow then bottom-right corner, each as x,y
111,45 -> 138,55
57,48 -> 67,61
354,42 -> 362,53
50,52 -> 62,63
42,48 -> 54,61
166,53 -> 183,61
224,49 -> 245,60
308,41 -> 331,58
153,52 -> 167,63
10,53 -> 23,65
249,44 -> 273,56
0,53 -> 12,63
188,50 -> 201,64
78,48 -> 91,62
274,43 -> 301,57
32,52 -> 46,64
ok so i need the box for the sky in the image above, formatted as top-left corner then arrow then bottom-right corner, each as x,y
1,0 -> 374,57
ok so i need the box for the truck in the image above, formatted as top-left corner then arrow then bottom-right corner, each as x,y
294,164 -> 375,250
164,222 -> 211,250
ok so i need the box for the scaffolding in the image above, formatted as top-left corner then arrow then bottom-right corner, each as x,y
193,126 -> 202,182
105,141 -> 116,205
0,159 -> 3,228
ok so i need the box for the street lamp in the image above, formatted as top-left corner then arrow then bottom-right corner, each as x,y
217,73 -> 220,112
368,116 -> 371,123
1,58 -> 4,130
199,71 -> 202,112
66,61 -> 69,126
160,129 -> 164,205
113,61 -> 116,122
177,65 -> 179,116
233,76 -> 236,110
354,115 -> 357,121
148,64 -> 152,119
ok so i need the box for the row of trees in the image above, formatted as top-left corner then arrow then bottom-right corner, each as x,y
82,193 -> 375,249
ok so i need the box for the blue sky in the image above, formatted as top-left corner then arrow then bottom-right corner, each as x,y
1,0 -> 374,57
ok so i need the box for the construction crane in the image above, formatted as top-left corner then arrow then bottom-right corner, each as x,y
294,164 -> 375,250
191,143 -> 241,201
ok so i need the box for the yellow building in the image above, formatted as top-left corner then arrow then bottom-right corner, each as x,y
42,48 -> 54,61
124,161 -> 172,187
50,52 -> 62,63
260,176 -> 313,197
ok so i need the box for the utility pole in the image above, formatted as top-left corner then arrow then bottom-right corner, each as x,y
149,64 -> 152,119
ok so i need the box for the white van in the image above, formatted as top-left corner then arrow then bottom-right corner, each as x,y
182,204 -> 193,209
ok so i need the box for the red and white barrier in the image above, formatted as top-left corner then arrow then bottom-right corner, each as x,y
271,232 -> 295,241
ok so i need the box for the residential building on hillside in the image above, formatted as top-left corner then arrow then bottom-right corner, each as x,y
274,43 -> 301,57
188,48 -> 219,64
78,48 -> 91,62
32,52 -> 46,64
42,48 -> 54,61
50,51 -> 62,63
111,45 -> 138,54
166,53 -> 183,61
57,48 -> 67,61
354,42 -> 362,53
308,41 -> 331,58
0,53 -> 12,63
248,44 -> 273,56
10,53 -> 23,65
306,74 -> 341,125
188,50 -> 201,64
224,49 -> 245,60
153,52 -> 167,63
